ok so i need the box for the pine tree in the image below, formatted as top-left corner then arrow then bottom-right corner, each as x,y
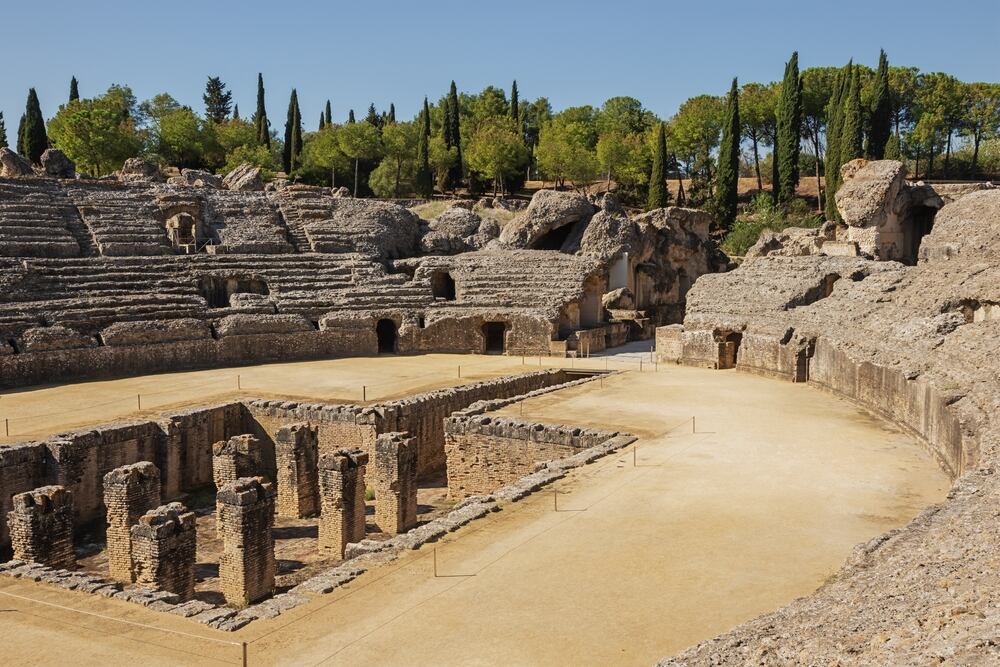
0,112 -> 7,149
388,103 -> 396,124
823,64 -> 849,221
840,65 -> 864,165
69,76 -> 79,103
510,80 -> 519,123
365,103 -> 380,127
715,79 -> 740,228
415,97 -> 433,198
868,49 -> 892,159
775,52 -> 802,202
884,133 -> 902,161
348,109 -> 355,123
203,76 -> 233,124
324,100 -> 332,126
282,89 -> 302,174
647,123 -> 669,210
21,89 -> 48,164
253,74 -> 270,148
233,104 -> 240,120
447,81 -> 463,188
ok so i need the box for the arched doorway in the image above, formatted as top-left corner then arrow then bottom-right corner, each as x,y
482,322 -> 507,354
376,319 -> 398,354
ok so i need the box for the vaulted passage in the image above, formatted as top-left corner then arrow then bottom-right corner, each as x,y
482,322 -> 507,354
376,319 -> 398,354
529,223 -> 575,251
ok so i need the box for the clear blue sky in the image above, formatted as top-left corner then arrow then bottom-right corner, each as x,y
2,0 -> 998,136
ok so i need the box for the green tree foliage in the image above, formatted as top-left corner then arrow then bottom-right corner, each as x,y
0,113 -> 7,148
319,112 -> 325,131
535,116 -> 598,188
253,73 -> 270,148
775,52 -> 802,202
868,50 -> 892,158
823,65 -> 849,221
961,82 -> 1000,176
69,76 -> 79,103
428,136 -> 457,194
884,133 -> 902,160
338,121 -> 382,196
299,125 -> 350,186
799,67 -> 836,209
596,131 -> 649,195
203,76 -> 233,124
347,109 -> 355,123
917,72 -> 965,176
47,87 -> 143,175
647,123 -> 669,210
380,121 -> 417,198
447,81 -> 463,187
154,106 -> 221,169
715,79 -> 740,228
465,117 -> 528,195
388,104 -> 396,124
20,88 -> 48,163
669,95 -> 724,202
415,98 -> 434,197
365,103 -> 381,128
841,65 -> 864,164
282,89 -> 303,174
17,114 -> 25,156
325,100 -> 332,126
597,96 -> 654,137
522,97 -> 552,152
232,104 -> 240,121
740,82 -> 778,190
510,80 -> 519,123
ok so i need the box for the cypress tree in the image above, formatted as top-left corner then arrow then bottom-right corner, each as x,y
21,89 -> 48,164
415,97 -> 433,198
233,104 -> 240,120
0,113 -> 6,149
647,123 -> 669,210
69,76 -> 79,103
715,79 -> 740,229
868,49 -> 892,159
203,76 -> 233,124
840,65 -> 864,165
282,89 -> 302,174
823,64 -> 849,221
510,80 -> 519,122
253,73 -> 270,148
775,52 -> 802,202
884,133 -> 902,161
324,100 -> 332,126
348,109 -> 355,123
16,114 -> 26,157
365,103 -> 380,127
388,103 -> 396,124
319,113 -> 325,130
447,81 -> 463,188
443,98 -> 454,147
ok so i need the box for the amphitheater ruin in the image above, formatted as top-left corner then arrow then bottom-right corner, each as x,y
0,148 -> 998,665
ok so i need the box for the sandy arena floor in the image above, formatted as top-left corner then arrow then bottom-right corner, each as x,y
0,353 -> 948,666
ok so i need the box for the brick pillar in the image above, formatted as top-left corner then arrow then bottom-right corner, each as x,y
373,433 -> 417,534
217,477 -> 275,607
7,485 -> 75,569
317,448 -> 368,558
103,462 -> 161,583
275,423 -> 319,518
130,502 -> 197,601
212,434 -> 263,490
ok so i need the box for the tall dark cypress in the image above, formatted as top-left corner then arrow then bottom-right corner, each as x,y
823,66 -> 848,222
0,112 -> 7,149
69,76 -> 79,103
365,103 -> 380,127
510,80 -> 519,122
282,89 -> 302,174
324,100 -> 332,126
775,52 -> 802,202
840,65 -> 864,165
447,81 -> 462,187
232,104 -> 240,120
647,123 -> 669,210
715,79 -> 740,228
16,114 -> 26,157
254,74 -> 270,148
443,97 -> 454,147
415,97 -> 433,198
319,113 -> 325,130
348,109 -> 355,123
867,49 -> 892,159
388,103 -> 396,124
21,89 -> 48,164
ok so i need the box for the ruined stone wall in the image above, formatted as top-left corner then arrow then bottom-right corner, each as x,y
130,502 -> 196,601
217,477 -> 275,607
444,416 -> 616,498
373,433 -> 417,534
103,462 -> 161,582
0,443 -> 48,555
274,424 -> 319,518
317,449 -> 368,557
212,434 -> 264,489
8,485 -> 75,568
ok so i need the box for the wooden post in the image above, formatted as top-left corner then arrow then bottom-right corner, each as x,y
237,374 -> 241,390
137,394 -> 141,411
363,385 -> 367,402
242,642 -> 248,667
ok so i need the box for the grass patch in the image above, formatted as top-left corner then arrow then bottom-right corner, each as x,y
721,193 -> 823,257
410,200 -> 452,220
365,486 -> 375,501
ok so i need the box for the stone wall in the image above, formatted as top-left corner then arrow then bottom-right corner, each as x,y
444,416 -> 617,498
7,485 -> 75,568
103,462 -> 161,582
130,502 -> 196,601
373,433 -> 417,535
275,424 -> 319,518
212,434 -> 264,489
317,448 -> 368,558
217,477 -> 275,607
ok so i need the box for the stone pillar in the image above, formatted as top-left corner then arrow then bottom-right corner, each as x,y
373,433 -> 417,534
275,423 -> 319,518
317,448 -> 368,558
217,477 -> 275,607
103,462 -> 161,583
7,486 -> 75,569
130,502 -> 197,601
212,434 -> 263,490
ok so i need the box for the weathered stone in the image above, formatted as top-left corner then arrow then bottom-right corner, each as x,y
0,148 -> 33,178
223,163 -> 263,191
40,149 -> 75,178
117,157 -> 163,183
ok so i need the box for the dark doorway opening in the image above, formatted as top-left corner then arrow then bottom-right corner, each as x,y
483,322 -> 507,354
905,205 -> 937,265
376,319 -> 398,354
529,223 -> 575,251
197,276 -> 269,308
431,271 -> 457,301
717,331 -> 742,369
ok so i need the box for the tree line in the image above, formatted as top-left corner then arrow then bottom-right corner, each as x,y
4,57 -> 998,225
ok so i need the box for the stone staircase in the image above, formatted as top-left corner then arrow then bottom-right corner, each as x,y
62,181 -> 172,256
0,179 -> 84,258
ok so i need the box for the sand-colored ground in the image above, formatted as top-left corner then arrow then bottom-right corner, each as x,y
0,357 -> 948,666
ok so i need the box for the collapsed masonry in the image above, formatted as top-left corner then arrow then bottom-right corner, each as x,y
7,485 -> 75,569
130,502 -> 197,601
212,434 -> 264,490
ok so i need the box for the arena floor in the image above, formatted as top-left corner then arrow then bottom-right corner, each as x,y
0,353 -> 948,666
